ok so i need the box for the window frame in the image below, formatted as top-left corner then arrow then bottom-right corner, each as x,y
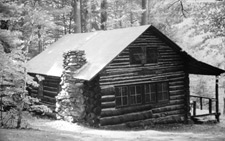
157,82 -> 169,103
145,83 -> 157,104
115,86 -> 129,107
115,81 -> 169,108
129,85 -> 142,105
129,47 -> 158,65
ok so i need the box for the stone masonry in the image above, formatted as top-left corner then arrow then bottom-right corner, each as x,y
55,50 -> 101,127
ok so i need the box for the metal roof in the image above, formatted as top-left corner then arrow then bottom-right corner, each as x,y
27,25 -> 225,80
27,25 -> 150,80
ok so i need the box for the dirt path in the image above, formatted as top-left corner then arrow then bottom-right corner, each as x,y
1,117 -> 225,141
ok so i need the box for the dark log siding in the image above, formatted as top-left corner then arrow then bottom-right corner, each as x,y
29,75 -> 60,110
99,29 -> 187,127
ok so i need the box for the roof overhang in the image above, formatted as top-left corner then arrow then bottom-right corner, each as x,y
185,55 -> 225,76
150,26 -> 225,76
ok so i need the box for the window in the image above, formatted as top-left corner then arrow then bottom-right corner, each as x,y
130,48 -> 143,64
145,83 -> 156,103
146,48 -> 158,63
130,47 -> 157,64
157,82 -> 169,102
115,86 -> 128,107
115,82 -> 169,108
129,85 -> 142,105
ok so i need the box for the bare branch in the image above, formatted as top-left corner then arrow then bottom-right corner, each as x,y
180,0 -> 187,18
168,0 -> 188,18
168,0 -> 180,9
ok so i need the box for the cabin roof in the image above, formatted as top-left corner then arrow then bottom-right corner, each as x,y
27,25 -> 225,80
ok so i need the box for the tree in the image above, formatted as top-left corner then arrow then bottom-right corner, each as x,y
141,0 -> 148,25
101,0 -> 107,30
0,1 -> 39,128
72,0 -> 82,33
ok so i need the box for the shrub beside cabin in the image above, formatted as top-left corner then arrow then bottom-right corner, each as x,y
27,25 -> 225,128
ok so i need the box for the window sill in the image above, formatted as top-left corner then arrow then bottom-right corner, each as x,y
115,101 -> 170,109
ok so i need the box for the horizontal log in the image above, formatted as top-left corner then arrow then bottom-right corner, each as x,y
169,89 -> 185,96
101,95 -> 115,102
43,90 -> 58,97
159,55 -> 181,59
158,58 -> 181,62
159,52 -> 178,55
169,85 -> 185,91
43,86 -> 58,92
100,72 -> 185,86
43,81 -> 59,87
153,109 -> 185,118
101,104 -> 153,118
108,62 -> 130,66
101,100 -> 184,118
152,104 -> 184,113
112,58 -> 129,63
100,109 -> 154,126
104,61 -> 183,71
43,79 -> 60,84
103,68 -> 183,77
170,95 -> 185,100
102,115 -> 184,128
101,76 -> 186,89
44,78 -> 60,82
164,109 -> 185,116
30,89 -> 38,94
104,64 -> 183,74
42,95 -> 56,103
101,87 -> 115,96
101,101 -> 115,109
169,99 -> 184,105
100,68 -> 184,81
169,81 -> 184,85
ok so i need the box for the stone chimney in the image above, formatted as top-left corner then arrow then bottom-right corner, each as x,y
56,50 -> 101,127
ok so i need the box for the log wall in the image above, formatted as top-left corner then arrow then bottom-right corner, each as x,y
99,28 -> 188,127
29,74 -> 60,110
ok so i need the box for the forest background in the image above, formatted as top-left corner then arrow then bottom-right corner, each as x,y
1,0 -> 225,127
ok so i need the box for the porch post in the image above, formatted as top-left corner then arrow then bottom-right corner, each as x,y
215,75 -> 220,122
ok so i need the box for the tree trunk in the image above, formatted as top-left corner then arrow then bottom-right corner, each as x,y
86,0 -> 92,32
223,98 -> 225,115
130,12 -> 133,26
101,0 -> 107,30
81,0 -> 88,33
16,101 -> 24,129
72,0 -> 82,33
141,0 -> 148,25
37,25 -> 42,53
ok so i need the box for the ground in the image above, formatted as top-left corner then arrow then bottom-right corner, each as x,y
1,114 -> 225,141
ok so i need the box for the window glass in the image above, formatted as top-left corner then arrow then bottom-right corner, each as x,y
146,48 -> 157,63
115,82 -> 169,108
130,48 -> 143,64
115,87 -> 128,107
145,84 -> 156,103
129,85 -> 142,105
157,82 -> 169,102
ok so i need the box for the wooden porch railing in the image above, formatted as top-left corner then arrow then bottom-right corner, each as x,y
190,95 -> 220,121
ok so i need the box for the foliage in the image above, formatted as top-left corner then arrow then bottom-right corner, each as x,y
0,1 -> 39,128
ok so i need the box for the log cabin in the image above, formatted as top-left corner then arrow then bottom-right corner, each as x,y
27,25 -> 225,128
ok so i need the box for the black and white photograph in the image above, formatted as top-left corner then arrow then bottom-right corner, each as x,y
1,0 -> 225,140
